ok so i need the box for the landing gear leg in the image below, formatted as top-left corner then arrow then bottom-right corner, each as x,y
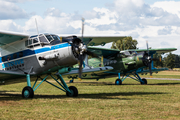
115,73 -> 129,85
22,74 -> 34,98
130,72 -> 147,85
115,73 -> 122,85
22,74 -> 78,99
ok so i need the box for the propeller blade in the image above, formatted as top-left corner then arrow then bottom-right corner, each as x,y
148,62 -> 152,77
78,55 -> 83,79
81,18 -> 85,42
146,40 -> 149,56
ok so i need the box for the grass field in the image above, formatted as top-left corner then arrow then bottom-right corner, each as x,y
1,71 -> 180,119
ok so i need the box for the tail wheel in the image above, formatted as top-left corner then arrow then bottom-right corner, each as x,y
22,86 -> 34,98
141,78 -> 147,85
66,86 -> 78,97
69,80 -> 74,83
115,79 -> 122,85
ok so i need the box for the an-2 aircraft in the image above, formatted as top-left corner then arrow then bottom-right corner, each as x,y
0,30 -> 128,98
63,43 -> 177,85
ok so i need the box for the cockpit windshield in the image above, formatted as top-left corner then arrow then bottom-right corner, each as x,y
45,34 -> 61,43
122,51 -> 131,56
129,51 -> 137,55
52,35 -> 60,41
25,34 -> 61,47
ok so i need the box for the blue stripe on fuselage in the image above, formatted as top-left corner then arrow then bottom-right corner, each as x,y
0,43 -> 70,63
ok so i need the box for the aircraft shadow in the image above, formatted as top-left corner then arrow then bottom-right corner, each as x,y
0,91 -> 167,101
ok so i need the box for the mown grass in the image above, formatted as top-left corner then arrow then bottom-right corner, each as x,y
0,71 -> 180,119
140,71 -> 180,79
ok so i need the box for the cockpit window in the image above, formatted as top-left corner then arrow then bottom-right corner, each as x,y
26,34 -> 61,47
129,51 -> 137,55
46,35 -> 53,42
52,35 -> 60,41
122,51 -> 130,56
33,38 -> 38,44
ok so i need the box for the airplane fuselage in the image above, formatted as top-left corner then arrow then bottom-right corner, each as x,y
0,34 -> 80,79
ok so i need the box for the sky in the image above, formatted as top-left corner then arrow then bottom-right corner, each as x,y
0,0 -> 180,55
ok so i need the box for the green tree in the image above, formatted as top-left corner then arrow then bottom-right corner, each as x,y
111,36 -> 138,50
163,52 -> 175,69
174,55 -> 180,68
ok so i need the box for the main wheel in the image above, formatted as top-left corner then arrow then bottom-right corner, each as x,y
115,79 -> 122,85
22,86 -> 34,98
66,86 -> 78,97
140,78 -> 147,85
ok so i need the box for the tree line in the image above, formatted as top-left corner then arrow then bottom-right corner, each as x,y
111,37 -> 178,69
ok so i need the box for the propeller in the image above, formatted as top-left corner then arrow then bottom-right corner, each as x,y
144,41 -> 160,77
146,41 -> 152,77
77,18 -> 98,80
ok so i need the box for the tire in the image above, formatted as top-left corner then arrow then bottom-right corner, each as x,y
66,86 -> 78,97
115,79 -> 122,85
141,78 -> 147,85
22,86 -> 34,98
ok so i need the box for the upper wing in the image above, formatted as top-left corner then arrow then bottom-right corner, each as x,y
83,36 -> 126,46
129,48 -> 177,55
0,30 -> 29,46
87,46 -> 120,58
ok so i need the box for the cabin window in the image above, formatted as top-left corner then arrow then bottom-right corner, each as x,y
19,52 -> 23,57
2,57 -> 5,62
29,39 -> 32,45
7,56 -> 11,60
13,53 -> 17,59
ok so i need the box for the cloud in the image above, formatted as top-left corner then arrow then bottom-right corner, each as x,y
0,20 -> 22,32
129,32 -> 140,38
0,1 -> 28,19
96,0 -> 180,32
44,8 -> 62,17
23,15 -> 80,35
152,1 -> 180,18
158,26 -> 172,35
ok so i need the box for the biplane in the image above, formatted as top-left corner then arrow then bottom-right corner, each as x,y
63,44 -> 177,85
0,30 -> 127,98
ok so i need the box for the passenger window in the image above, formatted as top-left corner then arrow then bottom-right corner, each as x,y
29,39 -> 32,45
19,52 -> 23,57
7,56 -> 11,60
2,57 -> 5,62
13,53 -> 17,59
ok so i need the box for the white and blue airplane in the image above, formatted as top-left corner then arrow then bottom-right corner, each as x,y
0,30 -> 126,98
